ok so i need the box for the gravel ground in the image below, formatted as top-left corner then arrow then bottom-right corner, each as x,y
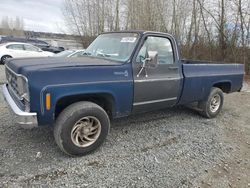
0,65 -> 249,187
0,65 -> 6,84
0,86 -> 250,187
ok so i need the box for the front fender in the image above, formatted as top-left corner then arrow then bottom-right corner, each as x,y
38,80 -> 133,125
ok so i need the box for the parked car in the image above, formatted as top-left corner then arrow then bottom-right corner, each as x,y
25,38 -> 65,53
54,49 -> 85,57
0,42 -> 54,64
0,36 -> 64,53
2,31 -> 244,156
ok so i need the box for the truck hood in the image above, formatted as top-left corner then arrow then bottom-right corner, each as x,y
6,56 -> 122,74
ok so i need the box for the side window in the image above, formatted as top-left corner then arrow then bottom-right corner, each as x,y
24,45 -> 39,52
136,36 -> 174,64
6,44 -> 24,50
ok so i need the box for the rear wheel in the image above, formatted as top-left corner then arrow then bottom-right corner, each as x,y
199,87 -> 224,118
1,55 -> 12,65
54,101 -> 110,156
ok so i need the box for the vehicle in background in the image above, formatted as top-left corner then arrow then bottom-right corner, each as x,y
0,36 -> 64,53
0,42 -> 54,64
54,49 -> 85,58
26,38 -> 65,53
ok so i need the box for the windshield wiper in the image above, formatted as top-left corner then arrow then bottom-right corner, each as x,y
82,52 -> 92,56
96,52 -> 111,57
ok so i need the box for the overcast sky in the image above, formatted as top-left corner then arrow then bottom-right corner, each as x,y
0,0 -> 67,33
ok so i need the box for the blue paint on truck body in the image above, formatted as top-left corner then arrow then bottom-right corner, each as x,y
7,57 -> 135,125
178,63 -> 244,104
5,31 -> 244,126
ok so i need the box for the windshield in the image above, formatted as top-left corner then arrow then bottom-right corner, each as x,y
84,33 -> 139,62
54,50 -> 75,57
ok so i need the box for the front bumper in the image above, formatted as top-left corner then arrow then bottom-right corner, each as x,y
2,84 -> 38,129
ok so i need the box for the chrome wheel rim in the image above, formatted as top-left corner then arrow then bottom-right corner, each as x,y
71,116 -> 101,147
210,94 -> 221,113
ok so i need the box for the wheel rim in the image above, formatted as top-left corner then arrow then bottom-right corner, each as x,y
210,94 -> 221,113
71,116 -> 101,147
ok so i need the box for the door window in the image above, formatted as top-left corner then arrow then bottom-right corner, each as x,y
136,36 -> 174,64
6,44 -> 24,50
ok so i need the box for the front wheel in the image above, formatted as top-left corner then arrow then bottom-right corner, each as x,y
54,101 -> 110,156
1,55 -> 12,64
199,87 -> 224,118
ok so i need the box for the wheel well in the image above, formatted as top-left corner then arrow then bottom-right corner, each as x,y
55,93 -> 115,119
213,82 -> 231,93
1,55 -> 12,58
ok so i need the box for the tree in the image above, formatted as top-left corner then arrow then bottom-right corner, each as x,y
62,0 -> 250,74
0,16 -> 24,36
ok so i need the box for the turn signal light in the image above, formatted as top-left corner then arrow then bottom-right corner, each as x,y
46,93 -> 51,110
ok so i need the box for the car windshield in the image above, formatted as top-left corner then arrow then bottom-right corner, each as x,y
84,33 -> 139,62
54,50 -> 75,57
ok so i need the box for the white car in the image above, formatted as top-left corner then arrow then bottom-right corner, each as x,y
54,49 -> 85,58
0,42 -> 54,64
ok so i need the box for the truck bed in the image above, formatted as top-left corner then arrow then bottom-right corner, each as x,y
178,60 -> 244,105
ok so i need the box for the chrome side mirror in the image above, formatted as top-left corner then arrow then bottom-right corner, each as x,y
146,51 -> 158,68
137,50 -> 158,78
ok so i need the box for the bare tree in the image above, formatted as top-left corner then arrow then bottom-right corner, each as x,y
62,0 -> 250,74
0,16 -> 24,36
238,0 -> 248,73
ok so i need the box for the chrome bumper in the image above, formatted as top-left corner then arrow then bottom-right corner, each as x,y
2,84 -> 38,129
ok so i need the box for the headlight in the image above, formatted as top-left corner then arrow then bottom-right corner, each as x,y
16,76 -> 30,101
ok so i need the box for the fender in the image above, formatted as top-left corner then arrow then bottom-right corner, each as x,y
39,79 -> 133,125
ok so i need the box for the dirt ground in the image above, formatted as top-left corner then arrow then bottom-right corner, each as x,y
194,78 -> 250,188
197,91 -> 250,188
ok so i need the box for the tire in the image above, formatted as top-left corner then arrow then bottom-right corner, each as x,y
54,101 -> 110,156
199,87 -> 224,118
1,55 -> 12,65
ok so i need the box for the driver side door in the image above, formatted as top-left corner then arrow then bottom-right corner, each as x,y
132,35 -> 182,113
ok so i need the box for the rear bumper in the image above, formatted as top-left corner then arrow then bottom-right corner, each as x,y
2,84 -> 38,129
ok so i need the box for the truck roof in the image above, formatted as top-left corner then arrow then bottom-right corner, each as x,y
102,30 -> 175,37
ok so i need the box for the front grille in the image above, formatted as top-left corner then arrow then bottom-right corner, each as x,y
5,67 -> 21,98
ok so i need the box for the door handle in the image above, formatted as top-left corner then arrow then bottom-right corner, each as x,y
168,66 -> 178,70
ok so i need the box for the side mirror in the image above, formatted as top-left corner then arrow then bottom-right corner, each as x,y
146,51 -> 158,68
137,50 -> 158,78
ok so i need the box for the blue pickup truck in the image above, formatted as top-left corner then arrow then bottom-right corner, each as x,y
3,31 -> 244,156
